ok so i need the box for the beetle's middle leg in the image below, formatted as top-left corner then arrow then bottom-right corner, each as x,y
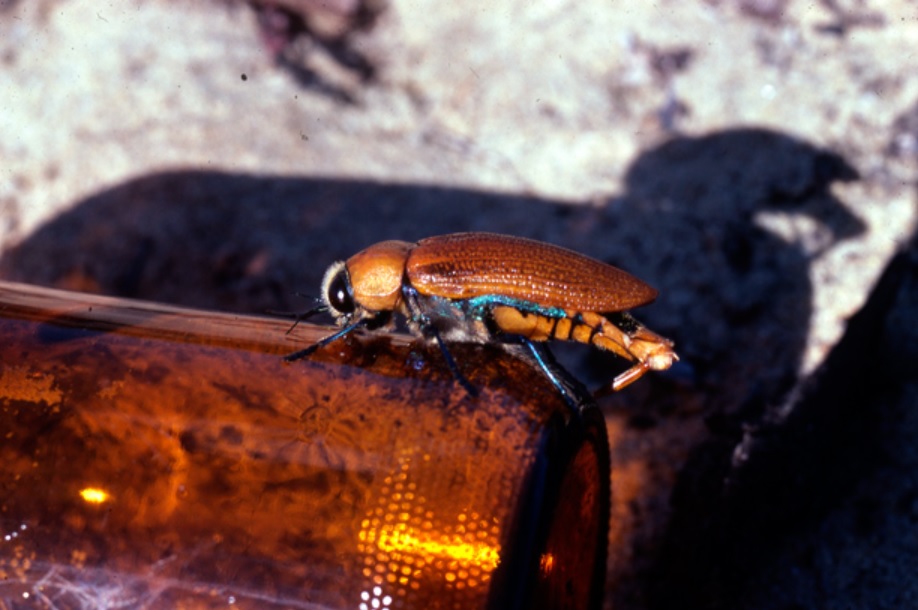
512,337 -> 588,412
403,286 -> 479,397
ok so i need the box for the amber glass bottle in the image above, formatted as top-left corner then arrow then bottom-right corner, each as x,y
0,281 -> 609,609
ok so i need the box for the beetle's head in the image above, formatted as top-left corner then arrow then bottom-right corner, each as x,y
320,240 -> 413,325
319,261 -> 356,323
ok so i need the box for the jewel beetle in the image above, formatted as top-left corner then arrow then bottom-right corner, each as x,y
284,232 -> 677,398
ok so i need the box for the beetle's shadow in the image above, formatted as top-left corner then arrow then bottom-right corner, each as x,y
0,126 -> 865,607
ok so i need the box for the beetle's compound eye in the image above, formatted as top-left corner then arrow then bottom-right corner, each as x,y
326,266 -> 355,315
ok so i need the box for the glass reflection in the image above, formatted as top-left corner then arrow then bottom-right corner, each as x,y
356,453 -> 503,607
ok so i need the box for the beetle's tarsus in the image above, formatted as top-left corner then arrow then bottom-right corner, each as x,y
283,344 -> 321,362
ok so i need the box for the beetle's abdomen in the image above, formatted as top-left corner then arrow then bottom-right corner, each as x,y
406,233 -> 657,313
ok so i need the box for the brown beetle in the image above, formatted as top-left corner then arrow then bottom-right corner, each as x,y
285,232 -> 677,397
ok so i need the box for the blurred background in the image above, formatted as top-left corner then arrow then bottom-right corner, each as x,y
1,0 -> 917,608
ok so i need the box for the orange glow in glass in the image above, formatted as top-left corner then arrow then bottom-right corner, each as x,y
78,487 -> 111,504
374,527 -> 501,574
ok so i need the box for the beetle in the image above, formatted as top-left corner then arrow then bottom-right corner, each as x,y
284,232 -> 677,399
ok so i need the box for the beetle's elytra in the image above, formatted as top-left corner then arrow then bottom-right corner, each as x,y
285,232 -> 678,397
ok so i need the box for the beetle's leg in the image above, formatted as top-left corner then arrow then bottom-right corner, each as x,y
426,324 -> 479,397
283,317 -> 367,362
515,338 -> 586,412
490,305 -> 559,341
484,306 -> 587,409
610,362 -> 651,392
494,306 -> 677,392
403,286 -> 478,397
589,312 -> 678,393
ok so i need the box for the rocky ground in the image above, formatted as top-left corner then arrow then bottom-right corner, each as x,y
2,0 -> 917,608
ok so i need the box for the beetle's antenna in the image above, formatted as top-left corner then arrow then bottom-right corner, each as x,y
267,292 -> 323,316
268,303 -> 330,335
283,317 -> 365,362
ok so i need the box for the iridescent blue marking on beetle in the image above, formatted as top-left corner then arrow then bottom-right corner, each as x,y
409,291 -> 566,324
462,295 -> 566,320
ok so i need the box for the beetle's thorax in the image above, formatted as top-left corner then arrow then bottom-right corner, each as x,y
345,240 -> 414,313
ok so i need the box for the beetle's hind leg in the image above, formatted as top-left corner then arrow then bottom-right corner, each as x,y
589,312 -> 678,393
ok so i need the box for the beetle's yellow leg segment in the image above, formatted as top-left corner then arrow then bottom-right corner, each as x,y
588,313 -> 678,390
569,312 -> 632,361
492,306 -> 557,341
553,317 -> 573,340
